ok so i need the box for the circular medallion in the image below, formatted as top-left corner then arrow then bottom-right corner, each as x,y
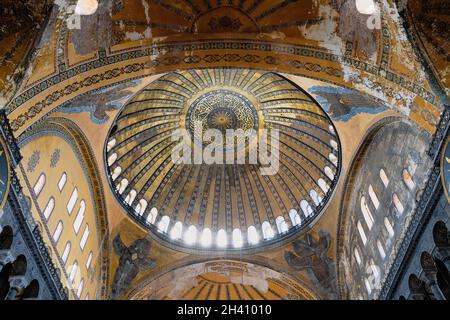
186,90 -> 258,149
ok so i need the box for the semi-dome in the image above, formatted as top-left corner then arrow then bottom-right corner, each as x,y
105,68 -> 341,251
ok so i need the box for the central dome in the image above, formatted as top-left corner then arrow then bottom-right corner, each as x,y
105,69 -> 341,251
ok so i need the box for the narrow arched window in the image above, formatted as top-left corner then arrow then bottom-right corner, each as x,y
111,166 -> 121,181
200,228 -> 212,247
43,197 -> 55,221
85,294 -> 90,300
318,178 -> 330,193
368,185 -> 380,210
261,221 -> 274,240
275,216 -> 288,234
310,190 -> 322,206
329,153 -> 338,166
33,173 -> 46,197
147,207 -> 158,225
354,247 -> 362,265
73,200 -> 86,234
107,153 -> 118,166
184,225 -> 197,245
330,139 -> 338,151
77,279 -> 84,299
247,226 -> 259,245
58,172 -> 67,191
384,217 -> 395,238
300,200 -> 313,218
365,278 -> 372,294
379,169 -> 389,187
68,261 -> 78,284
289,209 -> 301,226
169,221 -> 183,240
125,189 -> 137,205
360,196 -> 374,230
324,166 -> 334,180
67,187 -> 78,215
80,224 -> 89,251
402,169 -> 415,191
157,215 -> 170,233
135,199 -> 148,216
357,221 -> 367,245
232,229 -> 243,248
86,251 -> 93,270
117,179 -> 128,195
53,221 -> 63,243
217,229 -> 227,248
61,241 -> 71,265
392,194 -> 404,215
107,139 -> 116,152
377,240 -> 386,259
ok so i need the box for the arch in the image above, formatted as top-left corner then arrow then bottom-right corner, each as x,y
261,221 -> 274,240
357,221 -> 367,245
11,255 -> 27,276
384,217 -> 395,238
300,201 -> 313,218
33,173 -> 46,197
0,226 -> 13,250
67,187 -> 79,214
147,207 -> 158,225
117,178 -> 128,195
379,169 -> 389,187
183,225 -> 198,245
43,197 -> 55,221
77,279 -> 84,299
107,153 -> 118,166
86,251 -> 93,270
368,185 -> 380,210
435,258 -> 450,300
392,194 -> 404,215
324,166 -> 334,180
217,229 -> 227,248
318,178 -> 330,193
111,166 -> 122,181
232,229 -> 243,248
68,261 -> 79,284
200,228 -> 212,247
157,215 -> 170,233
402,169 -> 415,191
360,196 -> 374,230
18,117 -> 110,299
329,153 -> 338,166
135,199 -> 148,216
354,247 -> 362,265
0,263 -> 12,299
169,221 -> 183,240
58,172 -> 67,191
275,216 -> 288,234
21,280 -> 39,300
310,190 -> 321,206
80,224 -> 90,251
433,221 -> 450,249
106,138 -> 116,152
125,189 -> 137,205
289,209 -> 301,226
247,226 -> 259,245
73,200 -> 86,234
61,241 -> 71,265
377,240 -> 386,259
53,221 -> 63,243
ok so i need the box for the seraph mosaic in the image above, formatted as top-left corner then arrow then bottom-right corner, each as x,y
309,86 -> 387,122
57,80 -> 141,124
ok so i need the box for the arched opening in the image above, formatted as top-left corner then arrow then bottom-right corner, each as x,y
0,263 -> 12,299
247,226 -> 259,245
33,173 -> 46,197
169,221 -> 183,240
275,216 -> 288,234
435,258 -> 450,300
21,280 -> 40,300
11,255 -> 27,277
261,221 -> 274,240
0,226 -> 13,250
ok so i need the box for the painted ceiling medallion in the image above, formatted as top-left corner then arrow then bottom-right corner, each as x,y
105,68 -> 341,251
